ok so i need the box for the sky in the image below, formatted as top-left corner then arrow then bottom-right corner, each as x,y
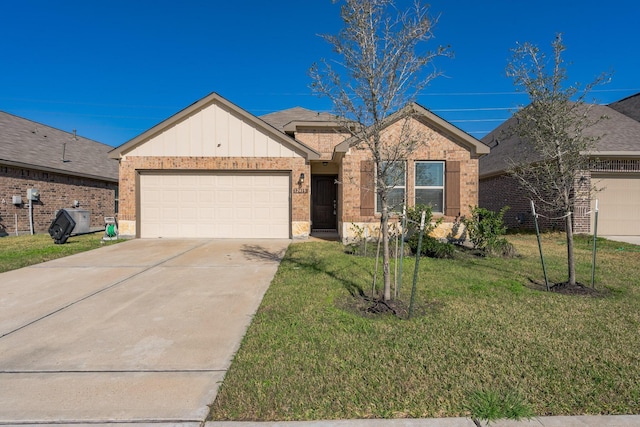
1,1 -> 639,148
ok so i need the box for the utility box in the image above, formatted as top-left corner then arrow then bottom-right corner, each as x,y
62,209 -> 91,234
27,188 -> 40,201
12,195 -> 22,205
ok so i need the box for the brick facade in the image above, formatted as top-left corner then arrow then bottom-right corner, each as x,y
294,129 -> 349,160
0,165 -> 117,236
117,156 -> 309,237
338,118 -> 481,241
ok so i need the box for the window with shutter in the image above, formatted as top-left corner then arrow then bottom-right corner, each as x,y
445,161 -> 461,217
360,160 -> 375,216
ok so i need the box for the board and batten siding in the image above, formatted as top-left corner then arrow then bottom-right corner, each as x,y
124,102 -> 299,158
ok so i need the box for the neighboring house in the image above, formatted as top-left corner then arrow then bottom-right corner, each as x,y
609,92 -> 640,122
109,92 -> 489,241
479,97 -> 640,236
0,111 -> 119,236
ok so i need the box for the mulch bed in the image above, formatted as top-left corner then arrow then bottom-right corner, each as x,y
549,281 -> 600,296
528,279 -> 605,296
337,293 -> 440,319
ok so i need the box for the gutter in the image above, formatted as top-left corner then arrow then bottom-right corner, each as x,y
0,159 -> 118,183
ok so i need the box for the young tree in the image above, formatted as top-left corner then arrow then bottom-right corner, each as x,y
505,34 -> 610,287
310,0 -> 449,301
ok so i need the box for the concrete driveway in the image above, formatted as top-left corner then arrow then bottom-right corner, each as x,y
601,235 -> 640,245
0,238 -> 290,425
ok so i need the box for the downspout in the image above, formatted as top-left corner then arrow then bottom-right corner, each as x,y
29,198 -> 34,235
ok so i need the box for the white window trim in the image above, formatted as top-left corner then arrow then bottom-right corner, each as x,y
375,160 -> 406,214
414,160 -> 445,214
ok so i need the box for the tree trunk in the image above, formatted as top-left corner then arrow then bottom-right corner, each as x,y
565,211 -> 576,286
381,208 -> 392,301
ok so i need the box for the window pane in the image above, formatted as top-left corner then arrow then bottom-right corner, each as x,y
383,161 -> 405,187
416,189 -> 443,213
377,188 -> 405,213
415,162 -> 443,186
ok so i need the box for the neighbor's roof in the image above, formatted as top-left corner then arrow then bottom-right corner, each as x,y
110,93 -> 320,160
609,92 -> 640,122
260,107 -> 342,133
0,111 -> 118,182
334,102 -> 490,158
479,103 -> 640,178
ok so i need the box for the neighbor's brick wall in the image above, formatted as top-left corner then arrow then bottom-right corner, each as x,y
339,119 -> 480,224
118,156 -> 310,235
573,171 -> 592,234
479,173 -> 592,233
0,165 -> 117,236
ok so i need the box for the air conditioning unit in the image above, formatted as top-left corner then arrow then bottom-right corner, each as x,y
62,209 -> 91,234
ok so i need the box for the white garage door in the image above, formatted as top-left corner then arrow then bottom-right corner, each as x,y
140,173 -> 290,238
591,174 -> 640,236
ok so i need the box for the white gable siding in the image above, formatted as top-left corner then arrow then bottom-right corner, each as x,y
124,102 -> 299,158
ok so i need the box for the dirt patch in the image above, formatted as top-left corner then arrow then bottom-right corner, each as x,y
528,279 -> 606,297
336,293 -> 440,319
549,281 -> 602,296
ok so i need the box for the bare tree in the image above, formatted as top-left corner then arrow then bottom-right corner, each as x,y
310,0 -> 449,301
505,33 -> 610,287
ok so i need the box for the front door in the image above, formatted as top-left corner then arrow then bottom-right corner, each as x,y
312,175 -> 337,230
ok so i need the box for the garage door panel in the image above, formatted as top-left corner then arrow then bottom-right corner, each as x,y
140,173 -> 290,238
592,174 -> 640,235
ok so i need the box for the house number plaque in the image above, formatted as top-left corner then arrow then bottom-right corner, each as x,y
293,187 -> 309,194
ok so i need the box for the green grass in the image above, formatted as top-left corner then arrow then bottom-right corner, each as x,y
0,232 -> 123,273
210,233 -> 640,421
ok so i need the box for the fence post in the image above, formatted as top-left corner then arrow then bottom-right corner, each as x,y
531,200 -> 550,291
591,199 -> 599,289
409,210 -> 426,319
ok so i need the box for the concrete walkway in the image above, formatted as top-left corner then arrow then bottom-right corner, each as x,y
0,238 -> 290,425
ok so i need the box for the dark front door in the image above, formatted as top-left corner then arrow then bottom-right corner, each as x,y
312,175 -> 337,230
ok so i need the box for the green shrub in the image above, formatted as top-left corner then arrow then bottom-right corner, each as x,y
404,204 -> 453,258
486,238 -> 518,258
408,234 -> 455,258
462,206 -> 516,257
405,204 -> 442,236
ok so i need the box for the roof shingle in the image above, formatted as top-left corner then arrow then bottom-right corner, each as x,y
0,111 -> 118,181
609,92 -> 640,122
480,103 -> 640,177
260,107 -> 338,131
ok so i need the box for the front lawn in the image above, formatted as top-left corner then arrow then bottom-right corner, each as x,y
210,233 -> 640,420
0,233 -> 122,273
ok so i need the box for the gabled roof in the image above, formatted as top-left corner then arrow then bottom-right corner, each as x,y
0,111 -> 118,182
479,103 -> 640,178
609,92 -> 640,122
110,93 -> 320,160
334,102 -> 490,157
260,107 -> 343,133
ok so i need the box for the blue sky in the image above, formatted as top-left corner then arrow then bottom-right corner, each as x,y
1,1 -> 638,147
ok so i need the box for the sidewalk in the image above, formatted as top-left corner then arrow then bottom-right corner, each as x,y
206,415 -> 640,426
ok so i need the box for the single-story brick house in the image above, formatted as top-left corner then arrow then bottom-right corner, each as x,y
0,111 -> 118,236
109,92 -> 489,241
479,97 -> 640,236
